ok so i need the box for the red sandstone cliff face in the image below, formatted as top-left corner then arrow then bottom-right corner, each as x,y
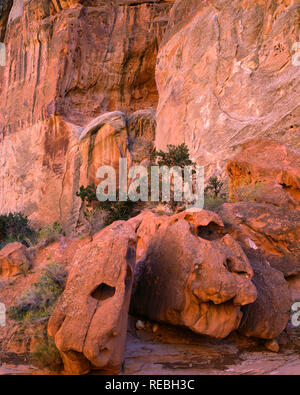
155,0 -> 300,176
2,0 -> 173,128
0,0 -> 173,229
0,0 -> 299,230
0,1 -> 300,375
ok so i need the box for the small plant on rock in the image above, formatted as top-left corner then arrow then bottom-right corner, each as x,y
152,143 -> 196,211
205,176 -> 225,198
231,181 -> 268,203
152,143 -> 195,168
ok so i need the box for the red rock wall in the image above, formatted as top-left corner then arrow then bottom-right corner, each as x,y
155,0 -> 300,177
0,0 -> 173,229
0,0 -> 299,229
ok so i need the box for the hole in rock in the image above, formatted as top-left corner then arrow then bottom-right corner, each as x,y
91,283 -> 116,301
225,259 -> 249,277
197,222 -> 223,241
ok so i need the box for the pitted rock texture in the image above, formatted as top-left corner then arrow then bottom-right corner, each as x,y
155,0 -> 300,176
131,210 -> 257,339
48,220 -> 137,375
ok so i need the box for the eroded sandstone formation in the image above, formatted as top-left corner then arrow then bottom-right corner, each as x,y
1,0 -> 299,230
0,0 -> 299,375
48,220 -> 137,375
239,249 -> 291,340
219,202 -> 300,278
131,210 -> 258,339
0,0 -> 172,229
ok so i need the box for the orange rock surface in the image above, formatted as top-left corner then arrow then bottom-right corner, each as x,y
0,241 -> 32,277
227,139 -> 300,209
0,0 -> 173,229
155,0 -> 300,177
131,210 -> 257,339
48,221 -> 137,375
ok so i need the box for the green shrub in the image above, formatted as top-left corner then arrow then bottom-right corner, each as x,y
152,143 -> 195,168
0,212 -> 36,248
204,176 -> 228,212
103,199 -> 137,226
77,144 -> 197,224
205,176 -> 225,198
31,336 -> 62,372
8,262 -> 67,322
37,222 -> 64,245
77,185 -> 137,232
152,143 -> 196,211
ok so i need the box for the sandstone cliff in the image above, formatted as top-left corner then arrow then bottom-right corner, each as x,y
0,0 -> 173,229
0,0 -> 300,376
156,0 -> 300,176
0,0 -> 299,230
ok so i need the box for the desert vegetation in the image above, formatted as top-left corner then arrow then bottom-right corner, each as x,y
7,262 -> 67,371
8,262 -> 67,322
204,176 -> 228,212
30,336 -> 63,372
0,212 -> 36,249
36,222 -> 64,246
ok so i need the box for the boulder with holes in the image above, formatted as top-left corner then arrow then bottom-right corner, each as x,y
48,221 -> 137,375
131,210 -> 257,339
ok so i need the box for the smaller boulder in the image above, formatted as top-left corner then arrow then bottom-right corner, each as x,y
0,242 -> 32,277
239,249 -> 291,340
219,202 -> 300,277
265,339 -> 280,353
